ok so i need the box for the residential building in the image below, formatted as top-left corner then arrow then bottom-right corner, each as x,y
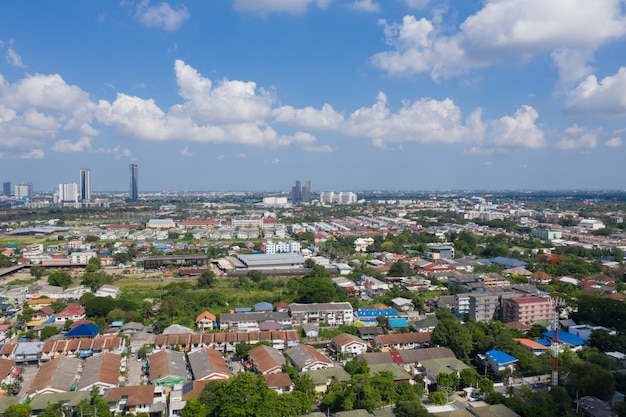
218,311 -> 291,332
55,305 -> 86,323
373,332 -> 431,351
247,345 -> 285,375
54,183 -> 79,204
469,293 -> 500,322
484,350 -> 518,375
531,229 -> 562,240
264,373 -> 294,394
426,246 -> 455,260
77,352 -> 121,393
106,385 -> 166,415
329,334 -> 368,356
14,182 -> 33,201
79,168 -> 92,202
129,163 -> 138,202
289,302 -> 354,326
187,349 -> 230,381
502,296 -> 552,326
148,349 -> 188,388
264,241 -> 301,254
195,311 -> 217,331
285,344 -> 333,372
579,219 -> 605,230
28,356 -> 80,396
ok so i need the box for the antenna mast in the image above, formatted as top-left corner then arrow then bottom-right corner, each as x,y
551,296 -> 559,387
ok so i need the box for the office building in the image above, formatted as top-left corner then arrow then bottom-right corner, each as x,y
129,164 -> 138,202
14,182 -> 33,201
2,182 -> 10,197
291,179 -> 311,204
79,168 -> 92,202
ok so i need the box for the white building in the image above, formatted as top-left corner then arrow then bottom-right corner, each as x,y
264,241 -> 301,254
579,219 -> 605,230
54,183 -> 79,204
319,191 -> 358,205
70,251 -> 97,264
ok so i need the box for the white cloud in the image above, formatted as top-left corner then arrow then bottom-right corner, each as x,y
273,103 -> 343,129
605,137 -> 622,147
5,47 -> 25,68
565,67 -> 626,117
371,0 -> 626,82
52,137 -> 92,153
304,144 -> 333,152
238,153 -> 247,159
180,146 -> 193,157
135,0 -> 189,31
555,124 -> 598,150
216,155 -> 225,160
486,105 -> 545,148
233,0 -> 332,15
405,0 -> 428,9
18,149 -> 45,159
271,158 -> 280,164
351,0 -> 380,13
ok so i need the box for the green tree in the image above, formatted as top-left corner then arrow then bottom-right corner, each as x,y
431,315 -> 473,360
4,404 -> 31,417
78,387 -> 112,417
181,397 -> 206,417
247,270 -> 268,283
40,326 -> 61,340
197,270 -> 216,288
48,271 -> 72,289
565,362 -> 615,401
30,265 -> 46,279
459,368 -> 480,389
388,260 -> 414,277
429,391 -> 447,406
437,372 -> 460,391
396,401 -> 431,417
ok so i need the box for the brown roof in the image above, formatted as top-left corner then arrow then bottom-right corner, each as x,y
77,352 -> 121,390
196,311 -> 216,322
248,345 -> 284,374
148,349 -> 187,381
375,332 -> 431,346
602,293 -> 626,301
107,385 -> 155,406
264,373 -> 293,389
1,343 -> 16,356
0,358 -> 15,378
28,356 -> 79,394
182,380 -> 213,401
331,333 -> 366,347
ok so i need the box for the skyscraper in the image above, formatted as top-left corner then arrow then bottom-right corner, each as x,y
291,179 -> 311,204
2,182 -> 10,197
302,180 -> 311,203
129,164 -> 138,202
79,168 -> 91,202
291,180 -> 302,203
56,183 -> 78,203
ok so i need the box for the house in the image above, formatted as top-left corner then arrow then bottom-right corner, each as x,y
106,385 -> 166,416
373,332 -> 431,351
218,311 -> 292,332
329,334 -> 368,356
390,297 -> 414,312
28,392 -> 90,416
357,327 -> 384,341
285,344 -> 333,372
13,341 -> 44,364
28,356 -> 80,396
94,284 -> 121,299
65,324 -> 100,338
484,350 -> 518,375
264,373 -> 294,394
0,358 -> 17,387
148,349 -> 188,388
195,311 -> 217,332
77,352 -> 121,393
576,396 -> 617,417
301,324 -> 319,338
187,349 -> 230,381
55,304 -> 86,324
302,367 -> 351,393
254,302 -> 274,312
413,317 -> 438,333
247,345 -> 285,375
289,302 -> 354,326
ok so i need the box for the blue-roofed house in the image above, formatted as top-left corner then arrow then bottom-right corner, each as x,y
234,307 -> 252,313
488,257 -> 528,269
254,302 -> 273,312
543,330 -> 586,348
65,324 -> 100,338
485,350 -> 518,375
355,309 -> 398,326
387,318 -> 409,330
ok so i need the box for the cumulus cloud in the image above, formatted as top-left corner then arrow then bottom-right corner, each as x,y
564,67 -> 626,117
605,137 -> 622,147
180,146 -> 193,157
52,137 -> 93,153
555,124 -> 598,150
216,155 -> 225,160
18,149 -> 45,159
371,0 -> 626,82
273,103 -> 344,129
485,105 -> 545,148
5,47 -> 25,68
233,0 -> 332,15
351,0 -> 380,13
135,0 -> 189,31
304,144 -> 333,152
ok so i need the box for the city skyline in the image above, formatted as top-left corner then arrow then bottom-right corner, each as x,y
1,2 -> 626,192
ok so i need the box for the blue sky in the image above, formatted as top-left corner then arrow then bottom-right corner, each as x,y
1,0 -> 626,193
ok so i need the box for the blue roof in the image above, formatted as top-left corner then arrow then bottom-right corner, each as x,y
388,318 -> 409,328
235,307 -> 252,313
111,321 -> 124,327
543,330 -> 586,346
65,324 -> 100,338
486,349 -> 518,365
488,257 -> 528,268
254,302 -> 273,311
536,338 -> 551,346
356,309 -> 398,318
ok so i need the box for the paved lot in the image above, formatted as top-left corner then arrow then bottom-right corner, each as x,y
127,354 -> 146,386
17,364 -> 39,397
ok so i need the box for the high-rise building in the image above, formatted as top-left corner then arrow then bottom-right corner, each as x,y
291,180 -> 301,203
55,183 -> 78,203
14,182 -> 33,201
79,168 -> 92,202
2,182 -> 10,197
301,180 -> 311,203
129,164 -> 138,201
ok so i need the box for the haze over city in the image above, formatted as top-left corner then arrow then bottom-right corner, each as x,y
1,1 -> 626,192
